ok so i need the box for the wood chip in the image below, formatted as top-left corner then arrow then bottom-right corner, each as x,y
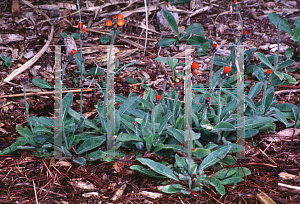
111,184 -> 126,201
139,191 -> 163,199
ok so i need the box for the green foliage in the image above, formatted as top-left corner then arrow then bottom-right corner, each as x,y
1,55 -> 12,67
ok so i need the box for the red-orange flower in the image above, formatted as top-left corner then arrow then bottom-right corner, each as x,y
224,66 -> 231,73
193,70 -> 199,75
81,26 -> 86,32
70,50 -> 76,56
117,19 -> 125,27
192,62 -> 199,69
156,95 -> 161,100
78,22 -> 83,28
106,20 -> 112,27
267,69 -> 272,74
234,0 -> 237,4
212,43 -> 217,48
243,30 -> 247,35
112,14 -> 118,20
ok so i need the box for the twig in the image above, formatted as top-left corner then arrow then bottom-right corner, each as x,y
0,89 -> 96,99
3,0 -> 54,83
33,180 -> 39,204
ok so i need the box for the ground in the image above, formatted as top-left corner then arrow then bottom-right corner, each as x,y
0,0 -> 300,203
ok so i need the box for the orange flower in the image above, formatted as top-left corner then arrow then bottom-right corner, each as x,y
224,66 -> 231,74
192,62 -> 199,69
117,19 -> 125,27
70,50 -> 76,56
112,14 -> 118,20
267,69 -> 272,74
78,22 -> 83,28
106,20 -> 112,27
193,70 -> 199,75
118,14 -> 124,20
156,95 -> 161,100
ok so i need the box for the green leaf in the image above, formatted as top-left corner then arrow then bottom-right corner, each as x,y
145,134 -> 154,152
267,13 -> 293,35
118,96 -> 139,115
1,55 -> 6,61
180,23 -> 204,40
277,59 -> 294,70
68,108 -> 98,129
126,78 -> 139,84
213,57 -> 229,67
175,154 -> 188,170
4,61 -> 12,67
74,51 -> 85,74
283,73 -> 297,84
6,57 -> 12,62
158,38 -> 177,47
245,96 -> 256,110
253,66 -> 265,83
73,157 -> 86,165
16,125 -> 33,138
215,167 -> 250,179
32,78 -> 53,89
221,177 -> 244,185
255,52 -> 273,69
116,133 -> 143,142
114,61 -> 139,76
155,57 -> 168,64
211,122 -> 236,132
76,136 -> 106,155
71,33 -> 80,40
166,127 -> 184,144
192,148 -> 210,159
86,151 -> 106,161
245,129 -> 259,139
86,67 -> 103,76
285,48 -> 294,58
158,111 -> 172,135
273,70 -> 284,80
202,41 -> 210,54
163,144 -> 186,152
137,158 -> 179,181
61,32 -> 68,38
0,137 -> 28,155
161,184 -> 185,194
33,125 -> 52,135
163,10 -> 179,38
264,86 -> 274,113
247,82 -> 263,99
100,35 -> 110,44
130,165 -> 167,178
62,92 -> 73,121
244,116 -> 277,130
199,145 -> 232,171
267,107 -> 289,127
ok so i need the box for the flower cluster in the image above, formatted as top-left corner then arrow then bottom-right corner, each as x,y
78,22 -> 88,40
153,95 -> 161,105
106,14 -> 125,29
265,69 -> 272,81
192,62 -> 199,75
221,66 -> 231,79
204,96 -> 210,106
212,43 -> 217,53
